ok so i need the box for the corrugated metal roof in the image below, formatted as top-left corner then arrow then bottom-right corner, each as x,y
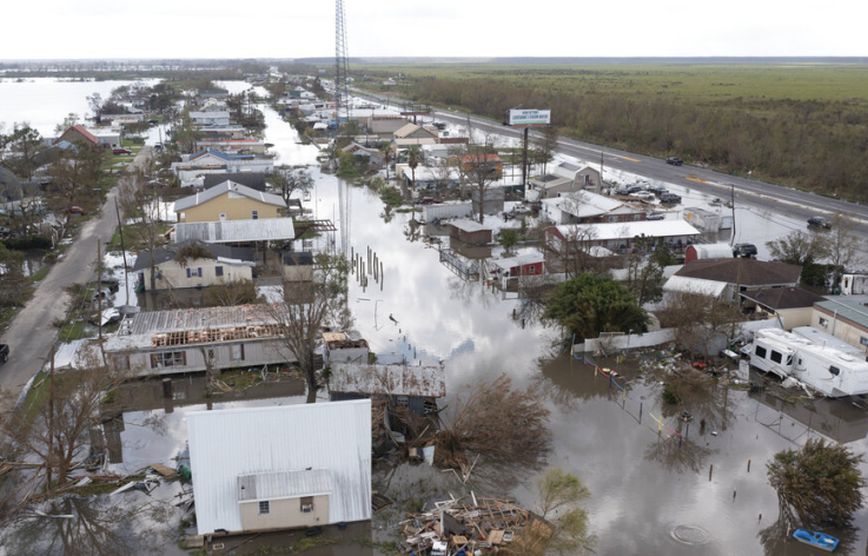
174,180 -> 285,212
125,304 -> 276,335
554,219 -> 700,241
237,469 -> 333,502
329,363 -> 446,398
174,218 -> 295,243
663,275 -> 729,298
187,399 -> 372,534
449,219 -> 490,233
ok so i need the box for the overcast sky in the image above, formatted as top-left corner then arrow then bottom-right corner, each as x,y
3,0 -> 866,59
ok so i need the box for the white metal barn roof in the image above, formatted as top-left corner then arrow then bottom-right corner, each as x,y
187,399 -> 372,535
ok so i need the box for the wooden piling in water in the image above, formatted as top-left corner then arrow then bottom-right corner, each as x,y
708,464 -> 713,481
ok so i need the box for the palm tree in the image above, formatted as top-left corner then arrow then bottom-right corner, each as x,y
407,145 -> 421,189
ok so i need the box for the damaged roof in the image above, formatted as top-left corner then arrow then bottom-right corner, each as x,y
131,240 -> 255,271
740,287 -> 824,310
329,363 -> 446,398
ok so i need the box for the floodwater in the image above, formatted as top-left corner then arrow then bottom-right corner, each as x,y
4,79 -> 868,555
0,77 -> 156,136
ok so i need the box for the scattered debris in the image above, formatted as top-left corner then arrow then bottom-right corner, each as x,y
400,496 -> 548,554
150,463 -> 178,479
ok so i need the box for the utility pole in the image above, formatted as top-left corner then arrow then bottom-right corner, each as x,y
46,347 -> 55,493
521,127 -> 529,192
729,182 -> 737,246
97,239 -> 103,341
600,151 -> 605,188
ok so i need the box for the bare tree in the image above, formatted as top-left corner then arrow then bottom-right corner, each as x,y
118,166 -> 163,290
765,230 -> 829,266
543,224 -> 600,279
658,292 -> 744,359
533,125 -> 559,176
826,215 -> 863,287
458,140 -> 499,224
45,146 -> 105,240
434,374 -> 550,473
268,254 -> 351,403
270,167 -> 313,207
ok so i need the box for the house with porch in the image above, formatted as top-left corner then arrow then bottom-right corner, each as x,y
540,190 -> 645,225
174,180 -> 286,223
545,219 -> 701,259
187,400 -> 371,536
189,111 -> 231,127
132,241 -> 256,292
104,304 -> 294,376
553,162 -> 603,192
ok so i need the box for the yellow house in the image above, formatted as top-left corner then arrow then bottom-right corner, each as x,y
175,180 -> 286,223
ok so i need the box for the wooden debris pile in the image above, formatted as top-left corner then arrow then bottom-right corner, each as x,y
400,495 -> 546,554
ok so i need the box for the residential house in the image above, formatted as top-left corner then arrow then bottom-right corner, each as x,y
811,295 -> 868,355
189,111 -> 231,127
663,258 -> 802,302
488,252 -> 546,289
322,332 -> 370,366
187,400 -> 372,535
341,142 -> 385,169
396,164 -> 460,189
104,304 -> 294,376
526,174 -> 582,201
283,251 -> 315,282
447,219 -> 493,246
198,125 -> 249,140
55,125 -> 100,148
740,287 -> 824,329
131,241 -> 255,292
172,149 -> 274,185
174,180 -> 286,223
546,219 -> 701,259
328,363 -> 445,416
88,127 -> 122,148
392,123 -> 438,147
101,113 -> 144,126
367,116 -> 410,139
553,162 -> 602,192
195,138 -> 268,154
540,190 -> 645,225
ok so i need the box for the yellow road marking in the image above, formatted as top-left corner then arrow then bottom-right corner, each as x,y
686,175 -> 708,184
616,155 -> 641,163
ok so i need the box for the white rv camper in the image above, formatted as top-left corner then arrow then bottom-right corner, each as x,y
748,328 -> 868,397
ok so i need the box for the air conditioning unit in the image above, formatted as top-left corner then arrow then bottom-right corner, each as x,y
301,503 -> 313,513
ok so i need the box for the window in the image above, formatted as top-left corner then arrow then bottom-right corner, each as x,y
300,496 -> 314,513
754,345 -> 767,358
219,212 -> 226,220
150,351 -> 186,369
186,268 -> 192,278
230,344 -> 245,361
770,351 -> 783,364
258,500 -> 270,514
819,317 -> 829,327
829,366 -> 840,376
215,266 -> 224,277
251,210 -> 259,220
196,267 -> 203,277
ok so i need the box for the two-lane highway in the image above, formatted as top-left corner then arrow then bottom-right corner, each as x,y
355,88 -> 868,242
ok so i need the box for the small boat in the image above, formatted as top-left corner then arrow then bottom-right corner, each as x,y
792,528 -> 839,552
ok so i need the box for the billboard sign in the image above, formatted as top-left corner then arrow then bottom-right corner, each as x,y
508,108 -> 551,126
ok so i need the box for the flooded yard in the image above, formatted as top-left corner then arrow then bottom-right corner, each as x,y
3,78 -> 867,555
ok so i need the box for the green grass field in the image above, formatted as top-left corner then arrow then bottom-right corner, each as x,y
355,62 -> 868,201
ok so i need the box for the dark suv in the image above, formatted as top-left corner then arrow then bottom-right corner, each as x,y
659,192 -> 682,204
666,156 -> 684,166
0,344 -> 8,364
807,216 -> 832,229
733,243 -> 758,258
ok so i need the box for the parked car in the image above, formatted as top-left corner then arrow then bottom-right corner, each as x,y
807,216 -> 832,229
659,193 -> 682,204
709,197 -> 722,206
0,344 -> 8,364
733,243 -> 758,258
647,184 -> 668,194
626,184 -> 645,194
646,212 -> 666,220
112,148 -> 132,155
629,191 -> 656,201
666,156 -> 684,166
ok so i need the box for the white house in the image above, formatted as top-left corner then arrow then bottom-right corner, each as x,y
104,304 -> 294,376
189,111 -> 231,127
540,190 -> 644,225
545,219 -> 701,256
187,400 -> 372,535
131,241 -> 256,292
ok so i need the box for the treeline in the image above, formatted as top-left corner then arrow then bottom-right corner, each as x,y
387,76 -> 868,202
